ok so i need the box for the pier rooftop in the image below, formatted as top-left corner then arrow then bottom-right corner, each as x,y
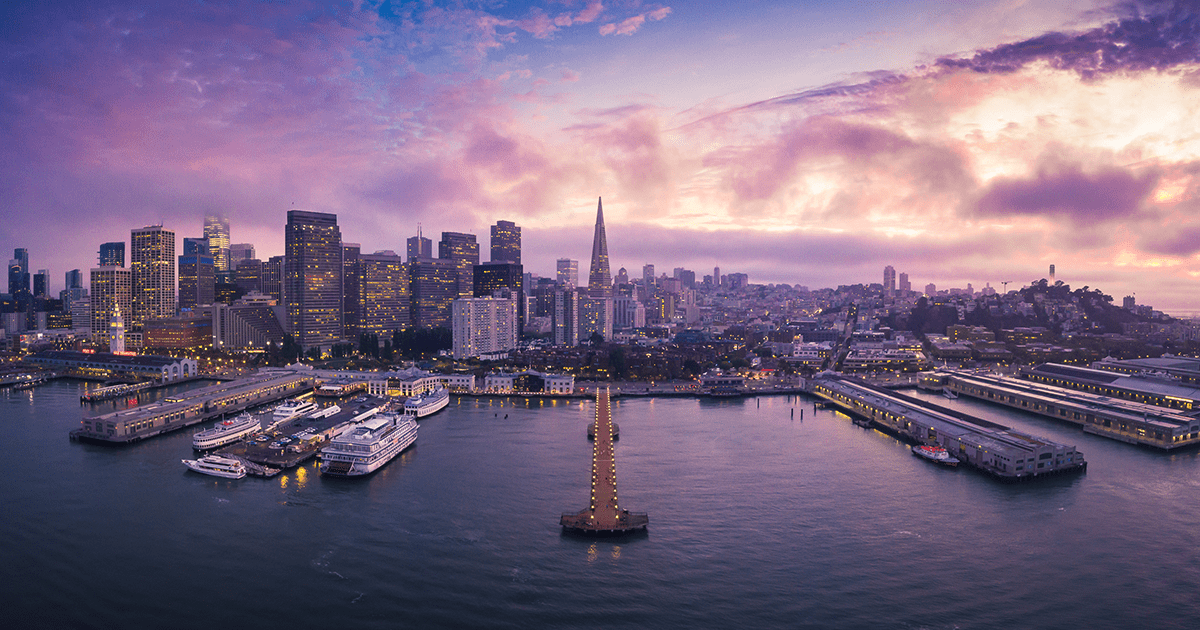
810,374 -> 1085,480
945,369 -> 1200,450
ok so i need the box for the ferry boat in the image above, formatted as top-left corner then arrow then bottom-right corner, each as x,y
403,387 -> 449,418
182,454 -> 247,479
192,413 -> 261,450
272,398 -> 319,427
911,444 -> 959,467
320,413 -> 418,476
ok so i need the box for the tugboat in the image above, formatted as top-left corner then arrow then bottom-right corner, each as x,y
911,444 -> 959,467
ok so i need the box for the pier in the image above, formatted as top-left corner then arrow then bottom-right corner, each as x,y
810,374 -> 1086,480
70,372 -> 317,444
943,369 -> 1200,450
217,396 -> 387,470
561,388 -> 648,535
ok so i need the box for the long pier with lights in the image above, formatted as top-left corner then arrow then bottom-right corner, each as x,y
561,387 -> 648,535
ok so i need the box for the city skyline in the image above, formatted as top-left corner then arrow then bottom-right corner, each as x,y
5,1 -> 1200,311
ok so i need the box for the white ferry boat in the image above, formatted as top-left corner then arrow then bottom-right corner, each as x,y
182,454 -> 247,479
403,387 -> 449,418
192,413 -> 261,450
911,444 -> 959,467
272,398 -> 319,426
319,413 -> 418,476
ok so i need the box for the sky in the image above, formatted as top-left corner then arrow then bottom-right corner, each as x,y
5,0 -> 1200,313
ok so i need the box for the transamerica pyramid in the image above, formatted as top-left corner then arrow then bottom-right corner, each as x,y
587,197 -> 612,299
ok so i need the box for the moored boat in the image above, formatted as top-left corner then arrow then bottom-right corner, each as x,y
911,444 -> 959,467
192,413 -> 261,450
403,387 -> 449,418
272,398 -> 319,427
182,454 -> 247,479
320,413 -> 418,476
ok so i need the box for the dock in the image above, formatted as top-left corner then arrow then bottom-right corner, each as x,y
561,388 -> 648,535
70,372 -> 317,444
809,373 -> 1086,481
942,369 -> 1200,450
217,395 -> 388,470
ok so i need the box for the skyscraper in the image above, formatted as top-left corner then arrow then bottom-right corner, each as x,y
8,248 -> 30,307
490,220 -> 521,264
131,225 -> 176,327
342,243 -> 361,341
235,258 -> 263,294
642,264 -> 655,289
556,259 -> 578,288
33,269 -> 49,299
90,266 -> 132,343
284,210 -> 343,350
409,258 -> 457,329
204,213 -> 231,273
407,227 -> 432,262
552,287 -> 578,346
359,251 -> 409,335
98,242 -> 125,267
587,198 -> 611,299
474,261 -> 524,332
899,272 -> 911,296
229,243 -> 256,269
262,255 -> 284,303
178,245 -> 215,311
884,265 -> 896,297
439,232 -> 479,300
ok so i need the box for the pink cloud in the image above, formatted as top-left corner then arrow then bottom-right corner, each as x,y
599,6 -> 669,36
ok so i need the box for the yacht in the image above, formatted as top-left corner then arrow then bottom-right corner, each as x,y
320,413 -> 418,476
272,398 -> 319,427
403,387 -> 449,418
182,454 -> 247,479
192,413 -> 261,450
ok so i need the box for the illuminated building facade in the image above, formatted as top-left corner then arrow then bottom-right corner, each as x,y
556,258 -> 578,288
451,296 -> 517,359
490,220 -> 521,264
130,225 -> 176,327
98,242 -> 124,267
552,288 -> 578,346
359,251 -> 409,335
342,243 -> 361,341
262,256 -> 283,303
203,213 -> 230,273
438,232 -> 479,300
473,261 -> 523,332
143,314 -> 212,350
235,258 -> 262,294
284,210 -> 343,350
90,266 -> 132,344
409,258 -> 457,329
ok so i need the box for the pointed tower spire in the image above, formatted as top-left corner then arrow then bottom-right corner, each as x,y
587,197 -> 611,298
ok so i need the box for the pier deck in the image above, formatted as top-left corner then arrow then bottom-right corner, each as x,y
561,388 -> 648,535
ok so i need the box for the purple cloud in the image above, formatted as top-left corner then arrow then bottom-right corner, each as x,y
937,1 -> 1200,79
976,163 -> 1159,222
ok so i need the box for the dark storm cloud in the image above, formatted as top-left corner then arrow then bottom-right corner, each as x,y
976,163 -> 1160,222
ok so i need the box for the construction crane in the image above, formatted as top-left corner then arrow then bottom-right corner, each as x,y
1001,280 -> 1011,293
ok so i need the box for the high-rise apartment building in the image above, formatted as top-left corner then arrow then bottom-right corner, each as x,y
925,283 -> 937,296
409,258 -> 457,329
342,243 -> 361,341
642,264 -> 655,289
359,251 -> 409,335
556,259 -> 578,288
284,210 -> 343,350
899,272 -> 911,296
438,232 -> 479,300
131,225 -> 176,327
452,296 -> 517,359
62,269 -> 86,304
204,213 -> 231,272
884,265 -> 896,297
490,220 -> 521,264
407,227 -> 432,262
90,266 -> 132,343
98,242 -> 125,267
